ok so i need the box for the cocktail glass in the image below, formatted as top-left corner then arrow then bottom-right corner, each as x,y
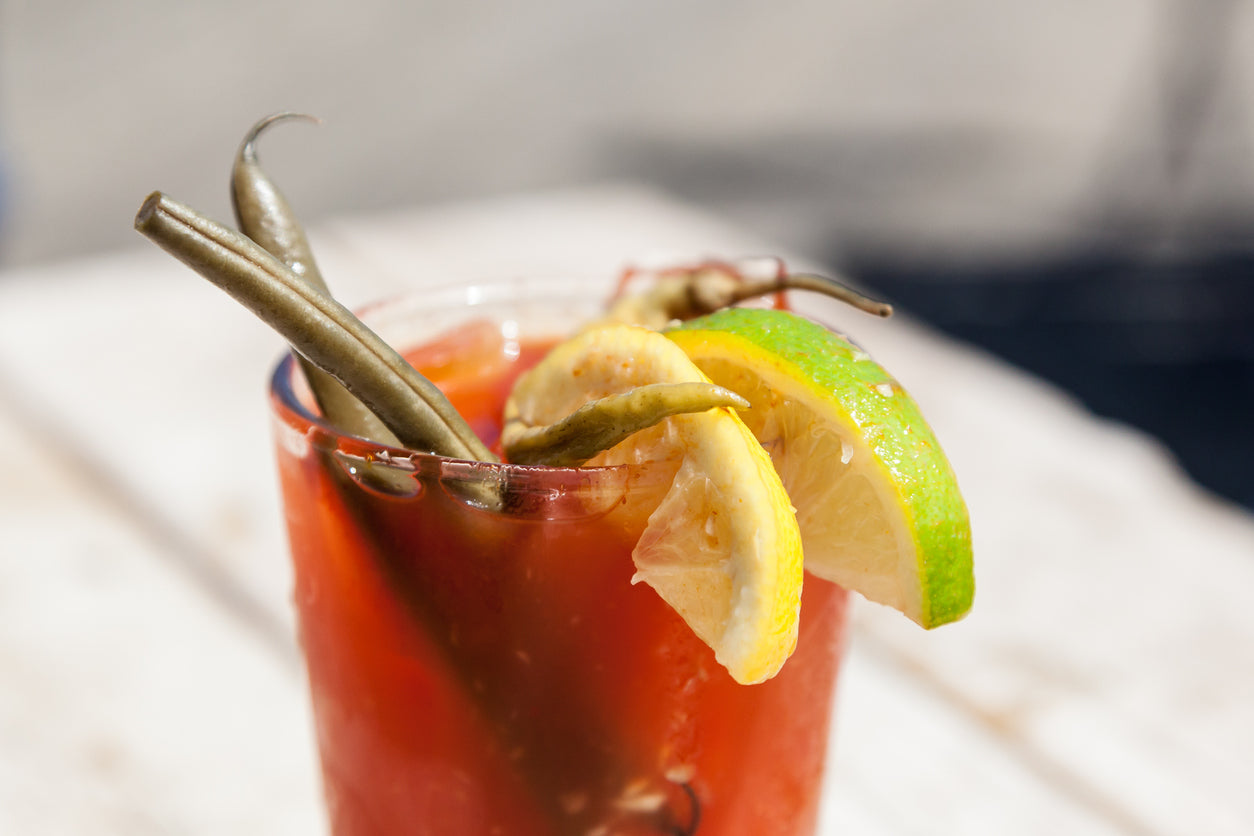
269,277 -> 851,835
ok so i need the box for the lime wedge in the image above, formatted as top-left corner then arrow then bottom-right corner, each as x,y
668,308 -> 973,628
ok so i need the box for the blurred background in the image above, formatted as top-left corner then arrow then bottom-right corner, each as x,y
0,0 -> 1250,507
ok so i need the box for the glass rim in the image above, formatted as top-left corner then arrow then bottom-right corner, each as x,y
266,279 -> 672,494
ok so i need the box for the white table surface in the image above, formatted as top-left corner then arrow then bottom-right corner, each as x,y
1,184 -> 1251,835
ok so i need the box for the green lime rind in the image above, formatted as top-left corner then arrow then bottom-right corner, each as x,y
668,307 -> 973,627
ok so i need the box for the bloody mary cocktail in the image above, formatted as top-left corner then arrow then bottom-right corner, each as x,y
270,281 -> 850,836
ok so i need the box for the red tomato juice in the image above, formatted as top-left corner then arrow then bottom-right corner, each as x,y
271,314 -> 850,836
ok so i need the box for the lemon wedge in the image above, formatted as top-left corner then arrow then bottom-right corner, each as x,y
668,308 -> 973,628
503,323 -> 804,684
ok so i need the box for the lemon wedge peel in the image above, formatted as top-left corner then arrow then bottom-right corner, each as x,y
503,324 -> 804,684
667,308 -> 973,629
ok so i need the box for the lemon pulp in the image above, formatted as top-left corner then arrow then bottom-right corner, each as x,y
504,323 -> 805,684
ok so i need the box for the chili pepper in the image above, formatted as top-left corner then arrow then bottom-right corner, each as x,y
503,381 -> 748,466
134,191 -> 496,463
231,113 -> 402,447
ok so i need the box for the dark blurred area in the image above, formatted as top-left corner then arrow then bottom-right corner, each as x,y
843,250 -> 1254,510
841,0 -> 1254,510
